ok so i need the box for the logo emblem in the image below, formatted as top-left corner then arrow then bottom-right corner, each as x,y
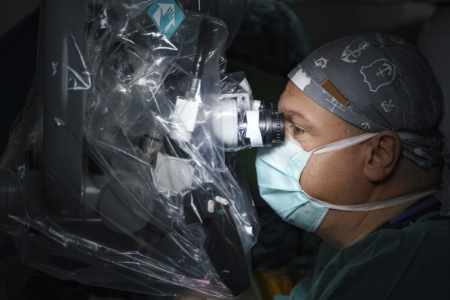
314,57 -> 329,69
147,0 -> 185,39
361,122 -> 370,130
360,59 -> 396,92
341,41 -> 370,63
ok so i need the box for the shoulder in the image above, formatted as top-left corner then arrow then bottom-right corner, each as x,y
347,216 -> 450,253
339,218 -> 450,273
305,219 -> 450,300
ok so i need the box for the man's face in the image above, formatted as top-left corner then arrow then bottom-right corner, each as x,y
278,81 -> 368,206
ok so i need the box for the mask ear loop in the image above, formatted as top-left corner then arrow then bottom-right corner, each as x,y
307,187 -> 438,212
312,131 -> 424,155
285,132 -> 378,153
312,133 -> 378,154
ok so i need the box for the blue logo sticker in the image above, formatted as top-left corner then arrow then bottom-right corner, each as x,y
147,0 -> 185,39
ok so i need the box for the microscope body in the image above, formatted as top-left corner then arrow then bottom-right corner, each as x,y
0,0 -> 283,297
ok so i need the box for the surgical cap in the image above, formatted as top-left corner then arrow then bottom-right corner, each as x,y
288,31 -> 444,171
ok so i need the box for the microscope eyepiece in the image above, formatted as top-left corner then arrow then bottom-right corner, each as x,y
259,102 -> 285,147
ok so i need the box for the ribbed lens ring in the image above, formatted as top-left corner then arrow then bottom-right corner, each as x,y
268,103 -> 285,145
257,102 -> 285,147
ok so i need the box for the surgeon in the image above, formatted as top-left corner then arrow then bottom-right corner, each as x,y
256,31 -> 450,300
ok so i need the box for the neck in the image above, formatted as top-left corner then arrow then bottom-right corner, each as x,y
315,159 -> 442,249
315,198 -> 420,249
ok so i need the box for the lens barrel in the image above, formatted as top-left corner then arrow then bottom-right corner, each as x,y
259,103 -> 285,147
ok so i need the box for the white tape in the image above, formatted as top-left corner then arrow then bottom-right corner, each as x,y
291,68 -> 311,91
252,100 -> 261,111
170,97 -> 199,141
246,110 -> 263,147
240,78 -> 252,95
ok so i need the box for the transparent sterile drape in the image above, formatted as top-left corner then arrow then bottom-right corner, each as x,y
0,0 -> 259,298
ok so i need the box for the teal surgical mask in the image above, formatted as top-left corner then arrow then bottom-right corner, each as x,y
255,133 -> 437,232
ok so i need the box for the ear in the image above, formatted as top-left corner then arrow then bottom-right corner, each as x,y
363,131 -> 402,182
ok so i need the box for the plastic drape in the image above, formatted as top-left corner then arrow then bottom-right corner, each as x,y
0,0 -> 259,298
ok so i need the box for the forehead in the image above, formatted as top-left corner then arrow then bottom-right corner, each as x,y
279,81 -> 318,114
279,81 -> 349,134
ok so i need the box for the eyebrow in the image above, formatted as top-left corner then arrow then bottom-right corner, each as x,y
283,107 -> 313,127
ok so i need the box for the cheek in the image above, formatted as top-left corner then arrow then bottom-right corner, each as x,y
300,151 -> 360,203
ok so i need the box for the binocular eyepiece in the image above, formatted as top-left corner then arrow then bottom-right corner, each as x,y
214,93 -> 285,151
259,102 -> 285,148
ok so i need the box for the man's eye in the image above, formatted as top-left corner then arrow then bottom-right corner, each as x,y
290,124 -> 305,135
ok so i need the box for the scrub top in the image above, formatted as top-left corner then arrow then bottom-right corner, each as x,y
276,195 -> 450,300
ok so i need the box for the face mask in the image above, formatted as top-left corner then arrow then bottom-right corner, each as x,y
255,133 -> 437,232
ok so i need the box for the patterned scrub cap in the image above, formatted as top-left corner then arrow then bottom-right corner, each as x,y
288,31 -> 445,171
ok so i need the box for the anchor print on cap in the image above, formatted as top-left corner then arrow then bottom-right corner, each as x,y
341,41 -> 370,63
381,99 -> 395,112
314,57 -> 329,69
389,36 -> 404,45
361,123 -> 370,130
